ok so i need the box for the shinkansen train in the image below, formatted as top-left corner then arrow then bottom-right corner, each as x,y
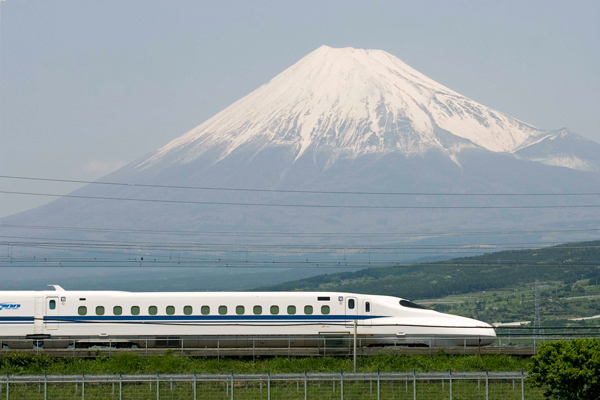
0,286 -> 496,349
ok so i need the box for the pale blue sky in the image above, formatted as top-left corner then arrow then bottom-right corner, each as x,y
1,0 -> 599,217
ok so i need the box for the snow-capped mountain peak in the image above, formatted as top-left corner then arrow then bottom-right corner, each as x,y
135,46 -> 595,172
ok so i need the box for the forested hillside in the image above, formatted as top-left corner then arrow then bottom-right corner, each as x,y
259,241 -> 600,301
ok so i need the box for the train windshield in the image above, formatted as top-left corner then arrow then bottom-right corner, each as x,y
399,300 -> 427,309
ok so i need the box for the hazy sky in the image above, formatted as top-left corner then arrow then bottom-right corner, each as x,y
1,0 -> 599,218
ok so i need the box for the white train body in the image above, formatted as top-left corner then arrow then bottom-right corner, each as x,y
0,287 -> 496,348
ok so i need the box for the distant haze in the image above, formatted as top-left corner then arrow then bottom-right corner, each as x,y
2,42 -> 600,291
1,1 -> 599,217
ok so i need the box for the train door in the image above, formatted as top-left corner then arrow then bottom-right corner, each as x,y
362,299 -> 372,326
345,297 -> 358,327
45,296 -> 59,330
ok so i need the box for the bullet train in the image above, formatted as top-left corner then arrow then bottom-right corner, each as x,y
0,286 -> 496,349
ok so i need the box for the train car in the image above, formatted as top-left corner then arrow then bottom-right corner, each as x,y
0,286 -> 496,349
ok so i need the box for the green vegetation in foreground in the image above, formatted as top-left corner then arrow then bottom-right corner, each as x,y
529,338 -> 600,400
259,240 -> 600,325
0,353 -> 528,375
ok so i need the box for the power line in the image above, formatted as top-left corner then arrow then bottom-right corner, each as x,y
1,260 -> 598,268
1,223 -> 599,238
3,234 -> 598,249
1,190 -> 599,210
2,175 -> 599,196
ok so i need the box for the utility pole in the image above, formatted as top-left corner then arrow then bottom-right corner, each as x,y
534,280 -> 541,328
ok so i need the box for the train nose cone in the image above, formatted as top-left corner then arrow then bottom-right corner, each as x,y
452,315 -> 497,346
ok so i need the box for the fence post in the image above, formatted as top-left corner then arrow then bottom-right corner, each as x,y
231,370 -> 234,400
82,371 -> 85,400
44,371 -> 47,400
449,368 -> 452,400
267,369 -> 271,400
521,368 -> 525,400
485,369 -> 489,400
156,371 -> 160,400
193,370 -> 197,400
413,369 -> 416,400
353,320 -> 358,372
6,372 -> 9,400
119,371 -> 123,400
377,369 -> 380,400
304,369 -> 308,400
340,369 -> 343,400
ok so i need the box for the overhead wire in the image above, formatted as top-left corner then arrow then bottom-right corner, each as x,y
1,223 -> 600,238
1,190 -> 600,209
2,175 -> 599,196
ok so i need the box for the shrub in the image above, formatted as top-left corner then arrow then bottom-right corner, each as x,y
528,339 -> 600,400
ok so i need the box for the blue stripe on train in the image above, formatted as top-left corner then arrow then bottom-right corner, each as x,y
0,317 -> 34,322
40,315 -> 383,323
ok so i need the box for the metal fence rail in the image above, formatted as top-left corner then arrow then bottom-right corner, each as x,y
2,334 -> 599,358
0,371 -> 544,399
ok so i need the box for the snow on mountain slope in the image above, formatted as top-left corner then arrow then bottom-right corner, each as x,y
516,129 -> 600,172
135,45 -> 545,171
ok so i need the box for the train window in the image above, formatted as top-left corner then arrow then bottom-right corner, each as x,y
399,300 -> 427,309
253,305 -> 262,315
184,306 -> 193,315
131,306 -> 140,315
348,299 -> 355,309
365,302 -> 371,312
287,305 -> 296,315
78,306 -> 87,315
149,306 -> 158,315
236,305 -> 245,315
113,306 -> 122,315
321,305 -> 330,315
270,305 -> 279,315
201,306 -> 210,315
166,306 -> 175,315
219,306 -> 227,315
318,297 -> 330,301
49,300 -> 56,310
304,305 -> 313,315
96,306 -> 105,316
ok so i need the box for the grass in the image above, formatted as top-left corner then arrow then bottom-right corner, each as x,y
0,353 -> 529,375
3,379 -> 546,400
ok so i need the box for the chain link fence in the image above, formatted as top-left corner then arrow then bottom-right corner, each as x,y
0,371 -> 545,399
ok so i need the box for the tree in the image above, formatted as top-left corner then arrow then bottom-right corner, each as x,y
528,339 -> 600,399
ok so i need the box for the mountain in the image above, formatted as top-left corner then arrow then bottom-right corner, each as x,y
2,46 -> 600,289
127,46 -> 599,173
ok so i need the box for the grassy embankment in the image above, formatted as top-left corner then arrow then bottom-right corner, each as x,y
0,352 -> 528,375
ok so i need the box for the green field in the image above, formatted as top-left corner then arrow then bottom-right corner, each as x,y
2,378 -> 545,400
0,353 -> 543,399
0,353 -> 529,375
